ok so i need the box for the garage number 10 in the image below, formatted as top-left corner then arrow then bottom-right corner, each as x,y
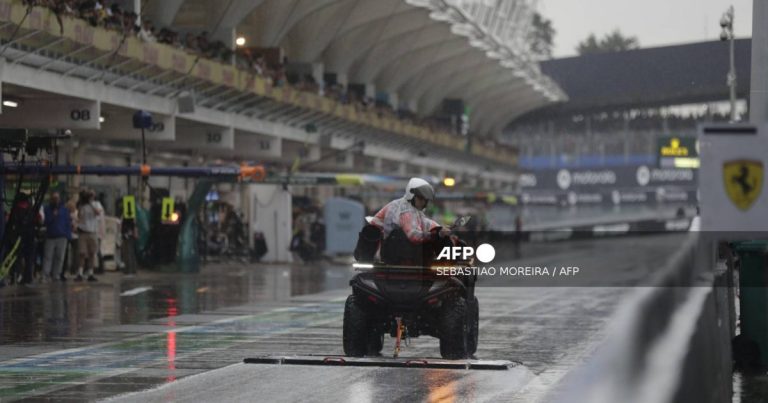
207,132 -> 222,144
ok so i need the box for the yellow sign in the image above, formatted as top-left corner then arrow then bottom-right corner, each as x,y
501,195 -> 518,205
122,196 -> 136,219
723,160 -> 763,211
335,174 -> 363,186
661,137 -> 689,157
161,197 -> 175,222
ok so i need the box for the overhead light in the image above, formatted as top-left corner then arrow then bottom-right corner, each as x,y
3,100 -> 19,108
501,60 -> 519,69
486,51 -> 505,59
429,11 -> 452,22
469,38 -> 493,51
235,36 -> 246,47
99,116 -> 105,123
443,177 -> 456,187
451,23 -> 476,37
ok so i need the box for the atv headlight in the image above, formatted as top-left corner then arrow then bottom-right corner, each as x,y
360,278 -> 377,290
428,279 -> 448,292
353,263 -> 374,270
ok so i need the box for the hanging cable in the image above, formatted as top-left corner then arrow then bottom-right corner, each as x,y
97,0 -> 153,83
0,3 -> 34,58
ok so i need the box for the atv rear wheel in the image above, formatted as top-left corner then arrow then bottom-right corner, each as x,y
467,296 -> 479,356
439,296 -> 468,359
343,295 -> 369,357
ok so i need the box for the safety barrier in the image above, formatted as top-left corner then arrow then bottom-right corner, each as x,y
555,232 -> 734,403
523,217 -> 693,242
0,0 -> 513,165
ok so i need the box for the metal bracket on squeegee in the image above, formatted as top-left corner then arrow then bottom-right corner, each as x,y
243,356 -> 515,370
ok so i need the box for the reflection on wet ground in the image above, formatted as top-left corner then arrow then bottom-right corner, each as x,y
0,261 -> 350,401
0,262 -> 348,345
0,234 -> 695,402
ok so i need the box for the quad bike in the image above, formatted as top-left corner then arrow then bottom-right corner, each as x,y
343,217 -> 479,359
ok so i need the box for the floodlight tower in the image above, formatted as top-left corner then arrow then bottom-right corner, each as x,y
720,6 -> 737,122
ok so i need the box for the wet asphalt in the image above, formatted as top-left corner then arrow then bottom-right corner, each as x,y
0,234 -> 688,402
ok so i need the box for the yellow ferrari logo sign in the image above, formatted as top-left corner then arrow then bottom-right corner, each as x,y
723,160 -> 763,211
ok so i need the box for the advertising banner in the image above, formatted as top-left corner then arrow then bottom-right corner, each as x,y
519,165 -> 697,191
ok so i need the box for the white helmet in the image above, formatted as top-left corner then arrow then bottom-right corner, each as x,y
404,177 -> 435,202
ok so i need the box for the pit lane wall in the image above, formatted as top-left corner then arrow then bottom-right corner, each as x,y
555,232 -> 735,403
523,216 -> 694,241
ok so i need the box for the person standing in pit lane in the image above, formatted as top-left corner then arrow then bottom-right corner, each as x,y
41,192 -> 72,282
75,190 -> 103,282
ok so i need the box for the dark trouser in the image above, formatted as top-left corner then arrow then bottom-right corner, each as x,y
121,237 -> 138,274
16,233 -> 35,283
68,238 -> 78,275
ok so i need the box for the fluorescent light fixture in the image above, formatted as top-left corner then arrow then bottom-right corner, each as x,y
501,60 -> 519,69
486,50 -> 505,59
235,36 -> 246,47
673,157 -> 701,169
406,0 -> 432,7
450,23 -> 476,37
429,10 -> 453,22
469,38 -> 492,50
3,100 -> 19,108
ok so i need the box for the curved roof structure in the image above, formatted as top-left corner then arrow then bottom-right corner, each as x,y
528,39 -> 752,116
146,0 -> 566,136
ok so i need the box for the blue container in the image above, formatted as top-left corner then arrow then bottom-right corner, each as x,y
324,198 -> 365,255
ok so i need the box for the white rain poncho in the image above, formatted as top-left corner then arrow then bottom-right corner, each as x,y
369,197 -> 440,244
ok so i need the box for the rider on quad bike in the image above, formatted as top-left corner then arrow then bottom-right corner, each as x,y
345,178 -> 479,359
368,178 -> 451,264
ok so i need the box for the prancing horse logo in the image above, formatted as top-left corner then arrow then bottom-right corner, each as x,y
723,160 -> 763,211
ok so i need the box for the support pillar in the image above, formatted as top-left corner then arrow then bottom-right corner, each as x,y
751,0 -> 768,126
388,92 -> 399,110
397,162 -> 407,176
406,99 -> 418,113
336,73 -> 349,88
365,83 -> 375,99
312,63 -> 324,92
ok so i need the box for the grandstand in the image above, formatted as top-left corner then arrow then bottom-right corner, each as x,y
0,0 -> 567,192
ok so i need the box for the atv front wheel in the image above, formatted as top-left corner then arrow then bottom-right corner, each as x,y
343,295 -> 369,357
439,296 -> 468,359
